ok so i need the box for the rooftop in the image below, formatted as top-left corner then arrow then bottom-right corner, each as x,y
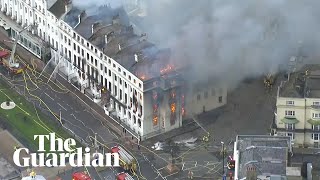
63,5 -> 181,81
235,135 -> 291,180
48,0 -> 67,18
279,64 -> 320,98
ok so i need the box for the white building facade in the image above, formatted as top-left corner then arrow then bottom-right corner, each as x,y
0,0 -> 187,140
275,67 -> 320,148
0,0 -> 227,140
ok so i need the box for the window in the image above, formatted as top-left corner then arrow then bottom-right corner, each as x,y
287,133 -> 295,140
204,91 -> 208,98
125,82 -> 127,88
219,96 -> 222,103
113,64 -> 116,68
312,125 -> 320,131
285,110 -> 295,116
125,94 -> 127,104
133,116 -> 136,124
138,119 -> 141,128
100,64 -> 103,71
109,70 -> 111,76
139,83 -> 141,88
123,72 -> 126,76
312,134 -> 319,141
312,113 -> 320,119
114,75 -> 117,81
120,90 -> 122,100
129,76 -> 131,80
104,67 -> 107,73
119,79 -> 122,85
197,94 -> 201,101
313,102 -> 320,106
114,86 -> 117,96
286,101 -> 294,105
95,59 -> 97,66
118,67 -> 121,72
285,124 -> 295,130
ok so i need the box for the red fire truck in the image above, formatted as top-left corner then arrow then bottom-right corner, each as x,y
72,172 -> 91,180
116,172 -> 135,180
111,145 -> 137,172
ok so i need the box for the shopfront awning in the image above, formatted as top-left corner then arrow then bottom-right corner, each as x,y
281,117 -> 299,124
307,119 -> 320,126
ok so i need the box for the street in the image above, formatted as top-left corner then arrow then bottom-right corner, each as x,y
0,38 -> 319,179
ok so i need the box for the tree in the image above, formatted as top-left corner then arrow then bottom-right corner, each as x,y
6,99 -> 10,106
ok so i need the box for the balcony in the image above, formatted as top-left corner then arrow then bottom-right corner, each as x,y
281,117 -> 299,124
307,119 -> 320,126
311,105 -> 320,109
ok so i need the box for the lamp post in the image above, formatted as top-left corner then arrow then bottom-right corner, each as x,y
221,141 -> 225,175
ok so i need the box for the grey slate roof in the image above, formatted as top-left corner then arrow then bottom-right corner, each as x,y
48,0 -> 66,19
236,135 -> 291,179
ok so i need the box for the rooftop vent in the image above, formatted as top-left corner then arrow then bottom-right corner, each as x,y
118,43 -> 121,51
134,53 -> 138,62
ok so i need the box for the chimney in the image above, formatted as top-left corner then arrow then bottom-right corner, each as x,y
134,53 -> 138,62
91,24 -> 94,34
118,43 -> 121,51
65,4 -> 68,13
78,14 -> 81,24
105,34 -> 108,44
246,166 -> 257,180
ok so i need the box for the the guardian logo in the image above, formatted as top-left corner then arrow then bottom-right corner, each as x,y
13,133 -> 120,167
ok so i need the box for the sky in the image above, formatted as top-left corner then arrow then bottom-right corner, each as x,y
72,0 -> 320,87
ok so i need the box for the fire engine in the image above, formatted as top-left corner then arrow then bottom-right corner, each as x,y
111,145 -> 137,172
72,171 -> 91,180
116,172 -> 135,180
0,49 -> 25,74
227,156 -> 235,170
0,27 -> 30,75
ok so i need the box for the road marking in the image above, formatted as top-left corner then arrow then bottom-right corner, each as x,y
57,103 -> 67,111
44,92 -> 54,101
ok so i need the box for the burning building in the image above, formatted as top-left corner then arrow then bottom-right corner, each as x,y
0,0 -> 226,140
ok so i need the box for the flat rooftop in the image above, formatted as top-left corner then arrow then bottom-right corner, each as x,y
279,64 -> 320,98
63,5 -> 181,81
236,135 -> 291,180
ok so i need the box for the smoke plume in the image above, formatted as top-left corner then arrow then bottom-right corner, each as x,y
73,0 -> 320,87
137,0 -> 320,87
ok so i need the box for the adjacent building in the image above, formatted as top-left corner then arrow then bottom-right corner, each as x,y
0,0 -> 227,140
275,64 -> 320,148
233,135 -> 292,180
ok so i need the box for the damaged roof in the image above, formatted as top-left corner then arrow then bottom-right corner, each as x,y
279,64 -> 320,98
63,5 -> 177,81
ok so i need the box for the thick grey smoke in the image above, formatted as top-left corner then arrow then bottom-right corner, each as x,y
135,0 -> 320,86
72,0 -> 122,15
72,0 -> 320,87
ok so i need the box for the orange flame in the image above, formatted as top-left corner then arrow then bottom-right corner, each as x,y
153,116 -> 158,125
160,64 -> 175,74
171,103 -> 176,113
140,75 -> 146,80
